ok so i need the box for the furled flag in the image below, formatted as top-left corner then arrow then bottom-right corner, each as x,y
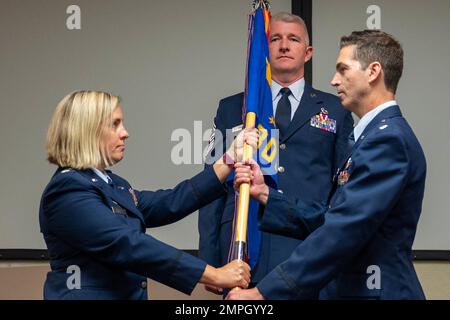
229,0 -> 278,270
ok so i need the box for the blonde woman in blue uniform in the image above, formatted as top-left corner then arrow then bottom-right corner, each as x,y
40,90 -> 256,299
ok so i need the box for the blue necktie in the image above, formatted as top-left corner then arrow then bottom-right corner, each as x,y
275,88 -> 292,138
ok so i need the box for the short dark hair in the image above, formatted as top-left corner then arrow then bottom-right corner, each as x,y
340,30 -> 403,94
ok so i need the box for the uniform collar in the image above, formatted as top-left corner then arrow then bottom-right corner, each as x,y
76,168 -> 145,226
338,104 -> 402,171
91,167 -> 112,184
271,77 -> 305,103
354,100 -> 397,142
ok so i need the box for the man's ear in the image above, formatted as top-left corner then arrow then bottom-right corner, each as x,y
304,46 -> 313,63
367,61 -> 382,84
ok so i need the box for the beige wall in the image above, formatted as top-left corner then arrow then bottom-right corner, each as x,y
0,261 -> 448,300
312,0 -> 450,251
0,0 -> 293,252
0,261 -> 220,300
414,261 -> 450,300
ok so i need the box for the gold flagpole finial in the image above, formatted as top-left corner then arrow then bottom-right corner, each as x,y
252,0 -> 271,11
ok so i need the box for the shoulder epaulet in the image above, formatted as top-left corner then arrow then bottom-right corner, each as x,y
378,119 -> 389,130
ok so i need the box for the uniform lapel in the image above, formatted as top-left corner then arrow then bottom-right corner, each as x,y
335,105 -> 403,178
80,169 -> 145,226
109,179 -> 145,224
280,83 -> 326,142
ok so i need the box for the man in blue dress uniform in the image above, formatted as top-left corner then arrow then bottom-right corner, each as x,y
198,12 -> 353,294
228,30 -> 427,300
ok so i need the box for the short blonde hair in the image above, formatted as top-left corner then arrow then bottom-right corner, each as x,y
46,90 -> 120,169
271,12 -> 310,46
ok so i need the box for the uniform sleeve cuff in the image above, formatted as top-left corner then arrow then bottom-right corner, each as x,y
167,251 -> 208,295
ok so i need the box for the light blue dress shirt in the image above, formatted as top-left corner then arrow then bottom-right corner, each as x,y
91,167 -> 112,184
272,78 -> 305,121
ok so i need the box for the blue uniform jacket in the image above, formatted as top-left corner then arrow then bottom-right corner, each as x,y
256,105 -> 427,299
198,83 -> 354,282
39,166 -> 225,299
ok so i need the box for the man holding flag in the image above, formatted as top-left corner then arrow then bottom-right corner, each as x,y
228,30 -> 426,300
199,3 -> 353,294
